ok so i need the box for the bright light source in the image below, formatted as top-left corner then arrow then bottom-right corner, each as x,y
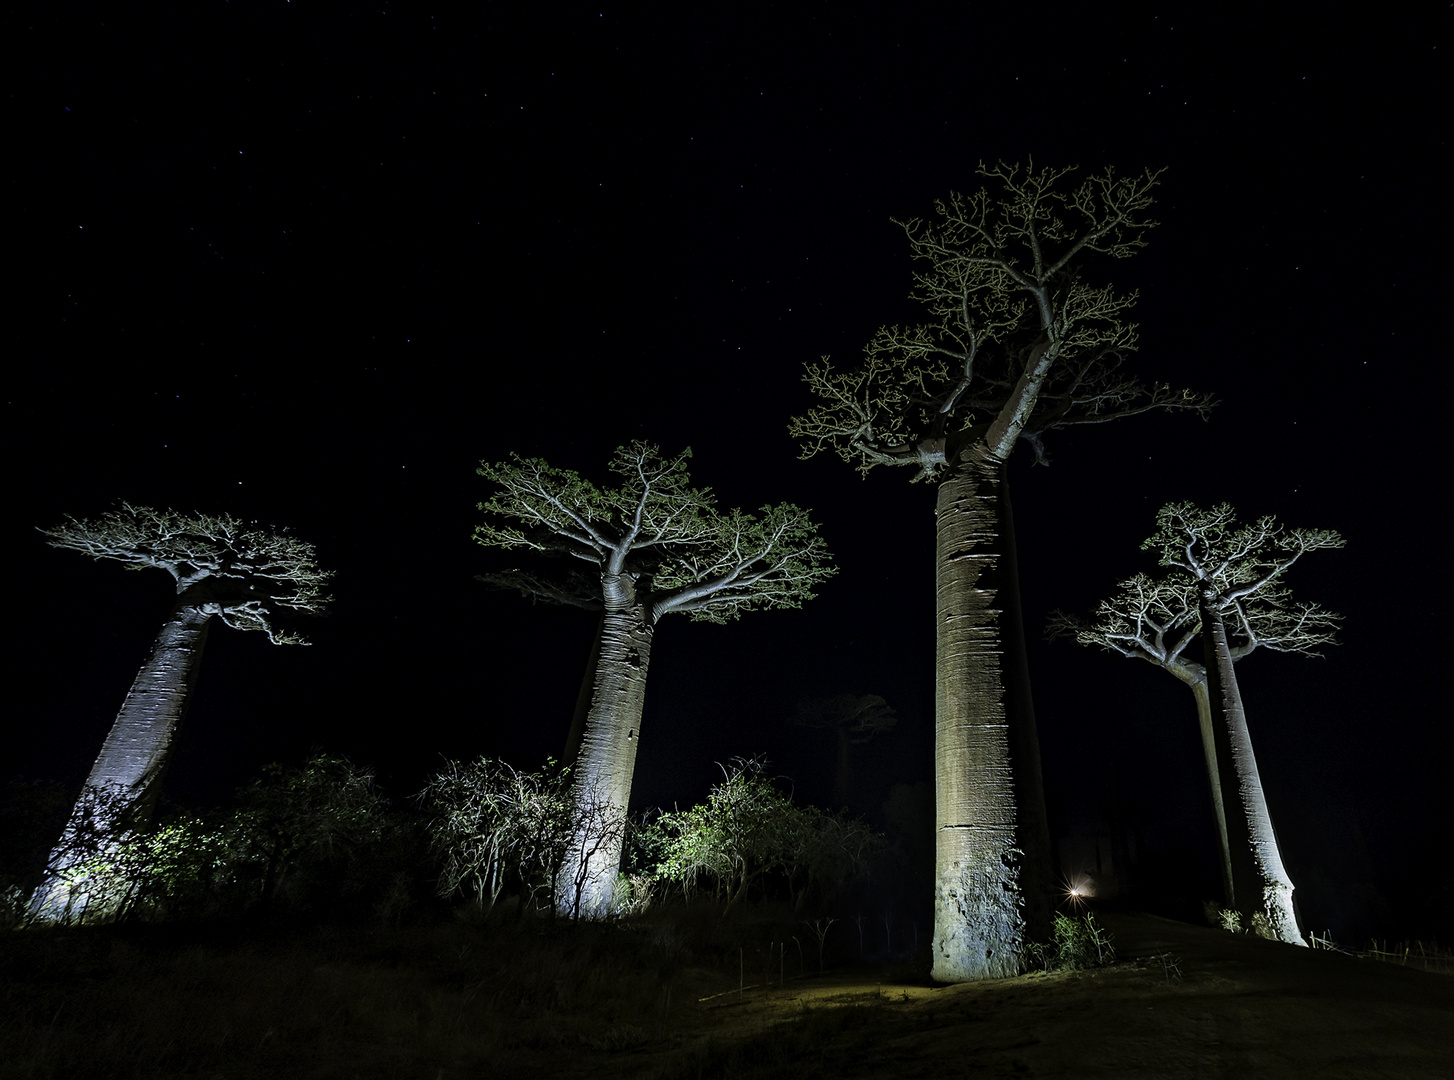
1060,873 -> 1095,910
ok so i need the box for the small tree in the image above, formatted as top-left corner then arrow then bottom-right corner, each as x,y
476,443 -> 835,919
1053,503 -> 1343,944
422,755 -> 625,919
779,803 -> 887,914
647,759 -> 882,914
790,162 -> 1212,980
424,757 -> 568,913
28,505 -> 330,925
650,760 -> 792,911
792,693 -> 898,809
226,755 -> 395,910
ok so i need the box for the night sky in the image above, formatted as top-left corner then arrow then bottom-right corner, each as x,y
8,6 -> 1450,941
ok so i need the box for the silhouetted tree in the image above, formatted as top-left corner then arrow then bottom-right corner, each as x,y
227,755 -> 394,911
792,693 -> 898,808
29,505 -> 329,925
790,162 -> 1212,980
1054,502 -> 1342,944
476,443 -> 835,918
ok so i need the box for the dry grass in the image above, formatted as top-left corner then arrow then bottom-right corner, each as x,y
0,908 -> 740,1080
7,908 -> 1453,1080
1357,938 -> 1454,975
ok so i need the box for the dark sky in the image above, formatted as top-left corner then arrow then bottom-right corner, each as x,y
8,6 -> 1450,940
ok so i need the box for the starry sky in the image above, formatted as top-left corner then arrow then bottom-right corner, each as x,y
8,5 -> 1450,940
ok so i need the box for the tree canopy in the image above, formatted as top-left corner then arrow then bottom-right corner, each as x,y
790,161 -> 1213,477
476,442 -> 835,621
792,693 -> 899,741
42,504 -> 331,644
1142,502 -> 1346,610
1049,560 -> 1342,679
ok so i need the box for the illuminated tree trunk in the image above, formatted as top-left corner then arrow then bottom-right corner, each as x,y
561,613 -> 606,768
931,443 -> 1052,981
28,602 -> 214,925
559,575 -> 652,919
1199,593 -> 1304,945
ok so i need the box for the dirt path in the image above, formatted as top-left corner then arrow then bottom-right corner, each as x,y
615,912 -> 1454,1079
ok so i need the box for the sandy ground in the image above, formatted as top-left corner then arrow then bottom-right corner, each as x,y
603,911 -> 1454,1079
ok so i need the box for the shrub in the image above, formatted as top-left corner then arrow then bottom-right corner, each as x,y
642,758 -> 884,914
421,756 -> 623,918
1032,912 -> 1116,971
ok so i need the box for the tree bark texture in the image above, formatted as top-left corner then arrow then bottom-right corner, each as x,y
560,580 -> 652,919
1199,594 -> 1305,945
561,613 -> 606,769
29,604 -> 213,925
931,444 -> 1053,981
1188,678 -> 1236,908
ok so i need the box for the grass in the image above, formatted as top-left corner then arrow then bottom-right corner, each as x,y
656,994 -> 891,1080
1357,938 -> 1454,975
1,898 -> 912,1080
10,900 -> 1441,1080
0,906 -> 1120,1079
0,909 -> 722,1079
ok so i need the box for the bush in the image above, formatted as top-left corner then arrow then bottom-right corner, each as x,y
421,756 -> 624,919
224,755 -> 405,913
641,758 -> 884,915
32,755 -> 415,925
1032,913 -> 1116,971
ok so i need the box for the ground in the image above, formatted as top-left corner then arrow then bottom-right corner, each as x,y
619,912 -> 1454,1080
3,911 -> 1449,1079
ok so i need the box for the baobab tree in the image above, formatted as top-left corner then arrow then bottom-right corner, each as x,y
1052,502 -> 1342,944
29,505 -> 330,925
790,161 -> 1213,981
1049,558 -> 1340,915
476,442 -> 835,918
792,693 -> 898,809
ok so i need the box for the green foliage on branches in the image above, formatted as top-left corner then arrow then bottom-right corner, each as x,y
1050,502 -> 1345,670
421,757 -> 626,918
1031,912 -> 1117,971
41,503 -> 331,644
476,442 -> 835,622
19,787 -> 230,925
25,756 -> 406,924
791,161 -> 1212,477
1142,502 -> 1346,607
642,760 -> 885,914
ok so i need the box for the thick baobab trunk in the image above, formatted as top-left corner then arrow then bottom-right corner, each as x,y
1199,594 -> 1305,945
931,443 -> 1052,981
561,612 -> 606,769
29,603 -> 213,925
560,580 -> 653,919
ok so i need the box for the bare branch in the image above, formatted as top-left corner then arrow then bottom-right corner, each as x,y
40,504 -> 330,644
1143,503 -> 1346,610
477,445 -> 836,621
1059,503 -> 1345,681
791,161 -> 1208,475
792,693 -> 898,742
